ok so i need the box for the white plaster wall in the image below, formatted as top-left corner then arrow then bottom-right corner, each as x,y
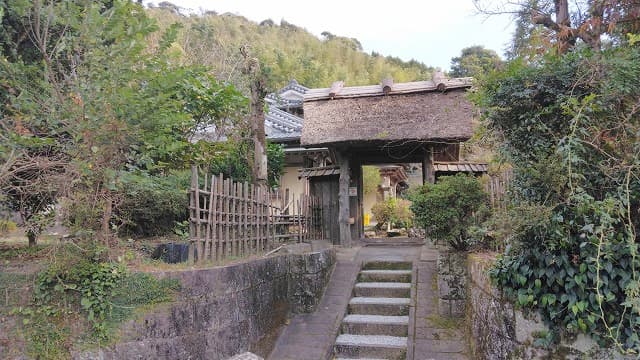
280,166 -> 307,201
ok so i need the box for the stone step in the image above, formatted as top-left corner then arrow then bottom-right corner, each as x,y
348,297 -> 410,316
334,334 -> 407,360
362,260 -> 412,271
342,314 -> 409,336
358,269 -> 412,283
354,282 -> 411,298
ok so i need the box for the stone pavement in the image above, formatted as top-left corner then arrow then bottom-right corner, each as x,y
410,247 -> 469,360
267,244 -> 470,360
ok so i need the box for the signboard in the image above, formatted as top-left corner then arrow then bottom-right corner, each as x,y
348,187 -> 358,196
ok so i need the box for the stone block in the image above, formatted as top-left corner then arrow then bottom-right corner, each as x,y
514,310 -> 547,344
450,299 -> 466,317
228,352 -> 264,360
437,298 -> 451,317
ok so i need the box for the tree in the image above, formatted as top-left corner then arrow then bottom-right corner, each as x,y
148,7 -> 435,89
449,45 -> 502,77
476,46 -> 640,352
240,45 -> 268,186
363,166 -> 381,195
1,1 -> 247,245
474,0 -> 640,53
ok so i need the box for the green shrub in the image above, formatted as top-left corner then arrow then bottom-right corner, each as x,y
478,47 -> 640,352
29,242 -> 180,348
410,174 -> 488,250
470,202 -> 553,251
117,171 -> 190,237
371,198 -> 413,230
0,219 -> 17,234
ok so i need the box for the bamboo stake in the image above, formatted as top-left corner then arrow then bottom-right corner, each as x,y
216,174 -> 223,261
234,182 -> 240,257
224,178 -> 230,259
189,166 -> 197,263
257,186 -> 262,253
193,166 -> 202,263
244,182 -> 249,255
206,174 -> 216,261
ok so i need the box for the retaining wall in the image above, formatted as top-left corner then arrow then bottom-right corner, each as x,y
73,248 -> 336,360
437,251 -> 467,317
467,252 -> 627,360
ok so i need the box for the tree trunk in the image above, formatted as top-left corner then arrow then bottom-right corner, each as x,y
337,151 -> 352,247
241,47 -> 268,187
252,111 -> 268,186
554,0 -> 574,53
555,0 -> 570,26
27,230 -> 37,247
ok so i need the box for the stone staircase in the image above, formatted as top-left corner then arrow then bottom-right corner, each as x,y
334,261 -> 413,360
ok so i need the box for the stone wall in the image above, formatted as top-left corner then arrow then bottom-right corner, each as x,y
467,253 -> 626,360
437,251 -> 467,317
73,248 -> 336,360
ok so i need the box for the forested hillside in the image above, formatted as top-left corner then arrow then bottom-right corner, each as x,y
146,5 -> 435,91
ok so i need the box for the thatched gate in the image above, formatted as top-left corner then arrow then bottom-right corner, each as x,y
189,166 -> 324,263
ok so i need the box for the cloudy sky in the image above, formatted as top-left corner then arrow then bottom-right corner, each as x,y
159,1 -> 515,71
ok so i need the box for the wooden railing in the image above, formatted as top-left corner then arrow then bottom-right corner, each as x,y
189,167 -> 323,263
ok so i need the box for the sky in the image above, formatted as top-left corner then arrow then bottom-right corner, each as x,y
159,1 -> 516,71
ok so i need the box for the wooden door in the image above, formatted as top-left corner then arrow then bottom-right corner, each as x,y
310,175 -> 339,244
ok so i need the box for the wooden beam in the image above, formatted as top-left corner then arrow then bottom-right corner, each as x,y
381,77 -> 393,95
337,151 -> 351,247
329,80 -> 344,99
432,70 -> 447,92
350,159 -> 362,241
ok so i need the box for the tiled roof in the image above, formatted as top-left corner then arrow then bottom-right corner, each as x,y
278,78 -> 309,94
264,79 -> 308,141
265,107 -> 303,140
433,162 -> 488,173
265,79 -> 309,109
298,166 -> 340,178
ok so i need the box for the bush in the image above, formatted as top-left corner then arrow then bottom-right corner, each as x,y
410,174 -> 488,250
0,219 -> 17,234
117,172 -> 189,237
470,202 -> 553,251
24,242 -> 181,355
477,47 -> 640,352
370,198 -> 413,230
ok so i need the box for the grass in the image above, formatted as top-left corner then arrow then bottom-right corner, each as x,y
0,230 -> 60,246
425,313 -> 465,330
0,244 -> 46,260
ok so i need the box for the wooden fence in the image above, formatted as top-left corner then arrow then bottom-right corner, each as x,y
189,167 -> 323,263
484,169 -> 513,208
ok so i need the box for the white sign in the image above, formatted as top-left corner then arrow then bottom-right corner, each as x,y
348,187 -> 358,196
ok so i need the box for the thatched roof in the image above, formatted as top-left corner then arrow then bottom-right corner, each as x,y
301,84 -> 475,147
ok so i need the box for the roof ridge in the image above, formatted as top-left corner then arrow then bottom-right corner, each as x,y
303,78 -> 473,102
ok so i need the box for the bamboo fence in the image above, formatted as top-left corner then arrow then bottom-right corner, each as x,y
484,169 -> 513,208
189,166 -> 323,263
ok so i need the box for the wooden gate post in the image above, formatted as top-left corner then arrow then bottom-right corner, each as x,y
337,151 -> 352,247
422,146 -> 435,184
